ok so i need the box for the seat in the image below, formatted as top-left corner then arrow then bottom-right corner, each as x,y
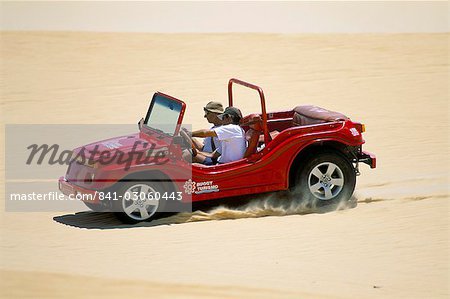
292,105 -> 349,126
240,114 -> 263,158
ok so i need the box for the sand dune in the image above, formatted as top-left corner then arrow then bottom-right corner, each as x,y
0,32 -> 448,298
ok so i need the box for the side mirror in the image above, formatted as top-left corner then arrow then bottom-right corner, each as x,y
138,118 -> 144,130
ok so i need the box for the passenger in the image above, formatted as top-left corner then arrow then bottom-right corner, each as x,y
189,106 -> 246,164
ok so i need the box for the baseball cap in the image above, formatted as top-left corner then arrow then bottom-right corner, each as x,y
217,106 -> 243,121
203,101 -> 224,114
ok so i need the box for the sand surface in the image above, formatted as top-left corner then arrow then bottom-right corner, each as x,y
0,32 -> 449,298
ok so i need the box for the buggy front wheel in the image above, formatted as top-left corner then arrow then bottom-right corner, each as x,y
113,182 -> 165,224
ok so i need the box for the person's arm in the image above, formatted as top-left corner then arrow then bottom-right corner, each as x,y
192,129 -> 217,138
191,138 -> 204,151
181,128 -> 211,151
197,149 -> 220,159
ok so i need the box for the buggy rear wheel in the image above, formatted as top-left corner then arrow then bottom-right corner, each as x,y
295,152 -> 356,207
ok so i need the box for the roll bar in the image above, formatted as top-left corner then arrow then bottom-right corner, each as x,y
227,78 -> 270,145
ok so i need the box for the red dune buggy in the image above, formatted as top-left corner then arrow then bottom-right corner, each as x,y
59,78 -> 376,223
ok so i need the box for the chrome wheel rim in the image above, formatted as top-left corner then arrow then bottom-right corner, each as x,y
122,184 -> 159,221
308,162 -> 344,200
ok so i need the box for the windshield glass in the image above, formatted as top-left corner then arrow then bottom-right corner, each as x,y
145,93 -> 182,136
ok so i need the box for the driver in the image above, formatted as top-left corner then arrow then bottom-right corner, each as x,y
187,106 -> 246,164
187,101 -> 224,165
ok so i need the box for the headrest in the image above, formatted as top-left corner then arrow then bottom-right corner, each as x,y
293,105 -> 348,126
240,114 -> 263,131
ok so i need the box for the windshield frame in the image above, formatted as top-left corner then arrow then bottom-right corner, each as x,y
142,92 -> 186,137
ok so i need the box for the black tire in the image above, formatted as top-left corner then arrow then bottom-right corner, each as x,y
294,151 -> 356,208
112,181 -> 166,224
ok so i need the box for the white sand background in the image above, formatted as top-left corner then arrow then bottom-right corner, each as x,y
1,2 -> 449,299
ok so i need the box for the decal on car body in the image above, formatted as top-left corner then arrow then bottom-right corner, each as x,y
350,128 -> 360,136
183,179 -> 219,195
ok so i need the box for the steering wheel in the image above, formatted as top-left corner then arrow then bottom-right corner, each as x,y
180,129 -> 197,157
